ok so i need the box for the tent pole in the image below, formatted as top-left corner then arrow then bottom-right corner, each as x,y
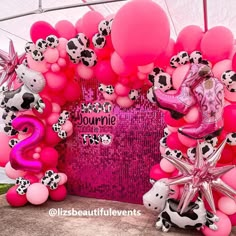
203,0 -> 208,32
0,0 -> 127,22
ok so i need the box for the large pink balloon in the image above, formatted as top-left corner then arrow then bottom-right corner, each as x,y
10,115 -> 45,172
55,20 -> 77,40
30,21 -> 59,43
0,132 -> 12,166
26,183 -> 49,205
175,25 -> 204,54
201,26 -> 234,64
111,0 -> 170,66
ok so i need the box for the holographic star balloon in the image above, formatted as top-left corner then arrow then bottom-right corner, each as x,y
163,139 -> 236,214
0,40 -> 25,88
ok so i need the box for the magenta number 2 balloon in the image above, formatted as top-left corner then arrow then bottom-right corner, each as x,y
10,115 -> 45,173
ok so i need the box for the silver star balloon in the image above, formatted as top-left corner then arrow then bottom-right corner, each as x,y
0,40 -> 25,88
163,139 -> 236,214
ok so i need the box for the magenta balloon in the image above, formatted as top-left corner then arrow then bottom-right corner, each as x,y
201,26 -> 234,64
175,25 -> 204,54
30,21 -> 59,43
111,0 -> 170,66
10,115 -> 45,172
55,20 -> 77,40
232,52 -> 236,71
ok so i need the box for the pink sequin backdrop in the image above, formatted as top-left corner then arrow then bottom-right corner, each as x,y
58,79 -> 165,204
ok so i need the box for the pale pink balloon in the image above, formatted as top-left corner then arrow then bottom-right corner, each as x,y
176,25 -> 204,53
27,54 -> 48,73
57,38 -> 68,50
110,52 -> 135,76
59,49 -> 67,58
55,20 -> 76,40
77,63 -> 95,80
62,120 -> 73,137
201,26 -> 234,64
33,153 -> 40,159
116,96 -> 134,108
5,162 -> 26,179
34,147 -> 42,153
0,132 -> 11,166
225,88 -> 236,102
160,158 -> 176,173
178,132 -> 197,147
52,103 -> 61,113
138,63 -> 154,74
166,66 -> 175,75
115,83 -> 130,96
58,173 -> 68,185
218,196 -> 236,215
81,11 -> 104,38
172,64 -> 190,90
212,59 -> 232,79
167,125 -> 178,133
111,0 -> 170,66
102,92 -> 117,101
184,106 -> 200,123
222,168 -> 236,190
51,63 -> 61,72
26,183 -> 49,205
46,113 -> 60,126
57,58 -> 66,67
224,99 -> 231,107
44,48 -> 59,63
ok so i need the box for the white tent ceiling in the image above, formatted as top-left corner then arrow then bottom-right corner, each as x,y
0,0 -> 236,54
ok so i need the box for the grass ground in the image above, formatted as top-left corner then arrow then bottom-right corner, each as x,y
0,184 -> 13,195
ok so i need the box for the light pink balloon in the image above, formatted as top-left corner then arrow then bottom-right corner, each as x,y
27,54 -> 48,73
137,72 -> 146,80
44,48 -> 59,64
26,183 -> 49,205
5,162 -> 26,179
138,63 -> 154,74
51,63 -> 60,72
176,25 -> 204,53
110,52 -> 135,76
77,63 -> 95,80
218,196 -> 236,215
52,103 -> 61,113
212,59 -> 232,79
102,92 -> 117,101
46,113 -> 60,126
57,58 -> 66,67
58,173 -> 68,185
167,125 -> 178,133
111,0 -> 170,66
116,96 -> 134,108
62,120 -> 73,137
115,83 -> 130,96
172,64 -> 190,90
178,132 -> 197,147
184,106 -> 200,123
55,20 -> 76,40
201,26 -> 234,64
160,158 -> 176,173
0,132 -> 11,167
81,11 -> 104,38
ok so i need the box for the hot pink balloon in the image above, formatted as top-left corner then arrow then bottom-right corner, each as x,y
201,26 -> 234,64
30,21 -> 59,43
111,0 -> 170,66
55,20 -> 77,40
175,25 -> 204,53
10,115 -> 45,172
0,132 -> 12,166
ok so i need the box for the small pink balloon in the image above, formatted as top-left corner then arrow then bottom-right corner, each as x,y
201,26 -> 234,64
77,63 -> 95,80
178,132 -> 197,147
222,168 -> 236,190
102,92 -> 117,101
212,59 -> 232,79
116,96 -> 134,108
160,158 -> 176,173
34,147 -> 42,153
47,113 -> 60,126
59,49 -> 67,58
184,106 -> 200,123
33,153 -> 40,159
45,71 -> 67,92
51,63 -> 60,72
175,25 -> 204,53
201,210 -> 232,236
111,0 -> 170,65
52,103 -> 61,113
225,88 -> 236,102
172,64 -> 190,90
57,58 -> 66,67
40,147 -> 59,167
137,72 -> 146,80
55,20 -> 76,40
26,183 -> 49,205
218,196 -> 236,215
57,38 -> 68,50
115,83 -> 130,96
110,52 -> 135,76
138,63 -> 154,74
5,162 -> 26,179
27,54 -> 48,73
62,120 -> 73,137
81,11 -> 104,38
44,48 -> 59,64
58,173 -> 68,185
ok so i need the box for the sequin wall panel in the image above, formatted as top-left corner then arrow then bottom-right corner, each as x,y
58,79 -> 165,204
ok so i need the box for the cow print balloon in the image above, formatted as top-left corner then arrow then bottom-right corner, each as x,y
147,87 -> 156,103
148,67 -> 164,84
170,55 -> 179,68
190,51 -> 202,64
221,70 -> 236,92
46,35 -> 59,48
76,33 -> 90,48
98,83 -> 107,92
35,39 -> 48,52
105,85 -> 114,95
31,49 -> 44,61
98,20 -> 111,36
129,89 -> 139,100
178,51 -> 189,65
25,42 -> 36,53
227,132 -> 236,145
66,38 -> 84,64
92,33 -> 106,49
81,49 -> 97,67
153,72 -> 172,92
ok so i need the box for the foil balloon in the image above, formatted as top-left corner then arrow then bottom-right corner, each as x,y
143,179 -> 219,232
164,139 -> 236,213
10,115 -> 45,172
0,40 -> 25,88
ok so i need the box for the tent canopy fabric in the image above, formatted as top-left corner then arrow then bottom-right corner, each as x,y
0,0 -> 236,54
